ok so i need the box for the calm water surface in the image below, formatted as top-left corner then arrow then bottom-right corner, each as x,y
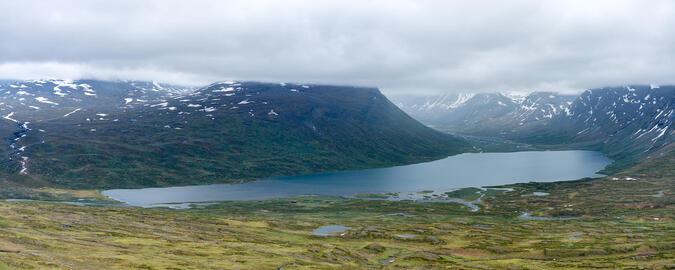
103,151 -> 611,207
312,225 -> 350,236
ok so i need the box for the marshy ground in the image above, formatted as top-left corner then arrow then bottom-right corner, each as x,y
0,154 -> 672,269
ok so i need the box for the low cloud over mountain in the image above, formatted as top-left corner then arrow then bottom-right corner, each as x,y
1,0 -> 674,94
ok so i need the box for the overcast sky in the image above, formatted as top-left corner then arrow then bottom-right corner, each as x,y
1,0 -> 674,94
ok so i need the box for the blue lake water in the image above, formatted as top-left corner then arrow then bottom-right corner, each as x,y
103,150 -> 611,207
312,225 -> 350,236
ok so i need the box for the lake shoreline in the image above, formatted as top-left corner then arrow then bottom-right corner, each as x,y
102,150 -> 612,207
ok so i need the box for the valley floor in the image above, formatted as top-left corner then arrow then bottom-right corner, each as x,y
0,153 -> 672,269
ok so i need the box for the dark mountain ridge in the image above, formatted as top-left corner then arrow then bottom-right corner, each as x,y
0,79 -> 468,189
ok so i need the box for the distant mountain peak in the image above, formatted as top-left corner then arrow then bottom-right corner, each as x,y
389,85 -> 674,170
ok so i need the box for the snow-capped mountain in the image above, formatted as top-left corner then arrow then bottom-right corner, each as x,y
0,79 -> 189,112
557,85 -> 673,159
389,91 -> 577,133
0,80 -> 467,189
389,85 -> 674,168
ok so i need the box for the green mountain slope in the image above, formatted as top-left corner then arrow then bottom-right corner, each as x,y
0,80 -> 468,189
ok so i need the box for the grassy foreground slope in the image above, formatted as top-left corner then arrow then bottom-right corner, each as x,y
0,153 -> 671,269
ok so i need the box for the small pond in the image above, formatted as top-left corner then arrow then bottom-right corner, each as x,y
313,225 -> 350,236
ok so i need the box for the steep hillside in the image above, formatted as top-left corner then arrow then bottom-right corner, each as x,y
390,86 -> 673,171
0,80 -> 468,189
554,85 -> 673,168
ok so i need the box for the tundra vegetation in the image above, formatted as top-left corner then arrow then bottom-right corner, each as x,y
0,152 -> 671,269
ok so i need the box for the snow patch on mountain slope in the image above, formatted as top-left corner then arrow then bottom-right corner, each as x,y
35,97 -> 58,105
63,108 -> 82,117
500,92 -> 528,104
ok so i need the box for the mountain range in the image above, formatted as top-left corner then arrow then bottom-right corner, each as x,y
389,85 -> 674,171
0,79 -> 468,189
1,79 -> 671,191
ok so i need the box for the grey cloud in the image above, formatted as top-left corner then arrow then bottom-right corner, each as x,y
0,0 -> 674,94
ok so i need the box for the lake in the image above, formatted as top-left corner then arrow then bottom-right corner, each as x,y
103,150 -> 611,207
